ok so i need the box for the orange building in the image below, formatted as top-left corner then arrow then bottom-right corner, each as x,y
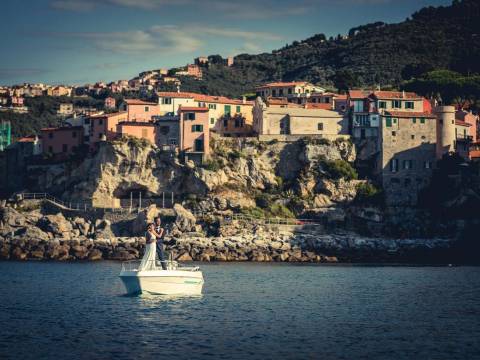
41,126 -> 84,157
124,99 -> 161,122
116,122 -> 156,145
179,106 -> 210,162
89,112 -> 128,146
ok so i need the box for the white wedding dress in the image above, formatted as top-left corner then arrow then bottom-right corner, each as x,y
139,231 -> 157,271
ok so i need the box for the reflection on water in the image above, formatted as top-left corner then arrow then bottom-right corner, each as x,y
0,261 -> 479,360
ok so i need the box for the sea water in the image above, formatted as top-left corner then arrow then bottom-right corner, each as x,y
0,261 -> 479,359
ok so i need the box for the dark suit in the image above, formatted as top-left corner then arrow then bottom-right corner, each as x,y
155,225 -> 167,270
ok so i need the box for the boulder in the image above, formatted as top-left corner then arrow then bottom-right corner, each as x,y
71,245 -> 89,260
131,205 -> 160,235
88,249 -> 103,261
37,213 -> 73,238
173,204 -> 196,233
176,251 -> 193,262
11,247 -> 27,260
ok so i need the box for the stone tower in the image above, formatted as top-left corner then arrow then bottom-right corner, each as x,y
435,105 -> 456,158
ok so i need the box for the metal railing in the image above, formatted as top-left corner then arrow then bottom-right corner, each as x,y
19,192 -> 175,213
121,260 -> 179,271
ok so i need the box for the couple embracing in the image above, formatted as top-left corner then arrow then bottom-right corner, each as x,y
139,216 -> 168,271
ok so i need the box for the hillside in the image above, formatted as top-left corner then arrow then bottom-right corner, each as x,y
172,0 -> 480,97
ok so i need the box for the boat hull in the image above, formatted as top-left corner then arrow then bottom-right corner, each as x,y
119,270 -> 204,295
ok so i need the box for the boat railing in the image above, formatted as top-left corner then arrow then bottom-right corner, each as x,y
121,260 -> 179,271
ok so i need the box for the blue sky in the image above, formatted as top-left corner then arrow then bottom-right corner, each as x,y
0,0 -> 451,86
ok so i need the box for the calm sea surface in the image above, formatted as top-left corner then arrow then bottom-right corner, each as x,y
0,261 -> 479,360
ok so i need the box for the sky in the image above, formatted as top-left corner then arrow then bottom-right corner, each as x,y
0,0 -> 451,86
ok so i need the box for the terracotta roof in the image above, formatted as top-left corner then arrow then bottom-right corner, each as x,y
372,91 -> 421,99
304,103 -> 333,110
18,136 -> 35,143
158,91 -> 253,106
118,121 -> 155,127
335,94 -> 348,100
266,97 -> 289,105
256,81 -> 309,89
90,111 -> 127,118
382,111 -> 436,118
455,119 -> 472,127
179,106 -> 209,112
124,99 -> 158,106
348,90 -> 371,99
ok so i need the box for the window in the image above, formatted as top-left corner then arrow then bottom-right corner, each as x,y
404,178 -> 411,186
355,114 -> 369,126
236,105 -> 241,113
191,124 -> 203,132
141,129 -> 148,138
208,104 -> 216,109
234,119 -> 241,128
392,100 -> 401,108
392,131 -> 396,136
159,126 -> 169,135
145,106 -> 149,112
412,118 -> 416,124
99,119 -> 103,125
420,117 -> 425,124
48,132 -> 54,139
390,159 -> 398,172
185,112 -> 195,120
424,161 -> 432,169
198,102 -> 206,107
378,101 -> 387,109
162,98 -> 172,104
411,135 -> 415,140
353,101 -> 364,112
405,101 -> 414,109
62,144 -> 68,152
272,90 -> 276,97
223,119 -> 228,128
72,131 -> 77,138
393,118 -> 397,124
48,146 -> 53,153
210,118 -> 215,125
385,117 -> 392,127
288,88 -> 292,94
194,139 -> 204,152
403,160 -> 413,169
279,89 -> 284,96
318,123 -> 324,131
224,105 -> 231,115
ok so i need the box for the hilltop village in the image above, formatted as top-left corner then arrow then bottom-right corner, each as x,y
0,54 -> 480,265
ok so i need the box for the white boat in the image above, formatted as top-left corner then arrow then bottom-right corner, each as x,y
119,260 -> 204,296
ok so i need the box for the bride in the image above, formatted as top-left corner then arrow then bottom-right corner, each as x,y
139,223 -> 158,271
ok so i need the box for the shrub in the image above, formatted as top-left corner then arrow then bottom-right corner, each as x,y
201,158 -> 223,171
354,182 -> 383,205
268,203 -> 295,218
267,139 -> 278,145
255,193 -> 271,209
319,157 -> 358,180
240,207 -> 265,218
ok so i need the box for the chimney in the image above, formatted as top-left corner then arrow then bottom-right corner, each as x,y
242,96 -> 246,104
402,90 -> 405,98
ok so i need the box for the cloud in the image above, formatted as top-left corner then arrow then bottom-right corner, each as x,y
50,0 -> 310,18
40,25 -> 282,56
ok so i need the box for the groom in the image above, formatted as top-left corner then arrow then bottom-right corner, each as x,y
154,216 -> 167,270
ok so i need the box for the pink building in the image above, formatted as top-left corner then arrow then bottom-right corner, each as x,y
456,110 -> 478,141
105,97 -> 116,109
41,126 -> 84,157
116,122 -> 156,145
124,99 -> 161,122
89,112 -> 128,147
187,64 -> 203,79
179,106 -> 210,162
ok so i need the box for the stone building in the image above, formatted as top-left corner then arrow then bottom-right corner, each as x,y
378,110 -> 437,206
252,97 -> 349,141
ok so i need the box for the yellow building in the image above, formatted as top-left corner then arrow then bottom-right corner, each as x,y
157,92 -> 254,136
